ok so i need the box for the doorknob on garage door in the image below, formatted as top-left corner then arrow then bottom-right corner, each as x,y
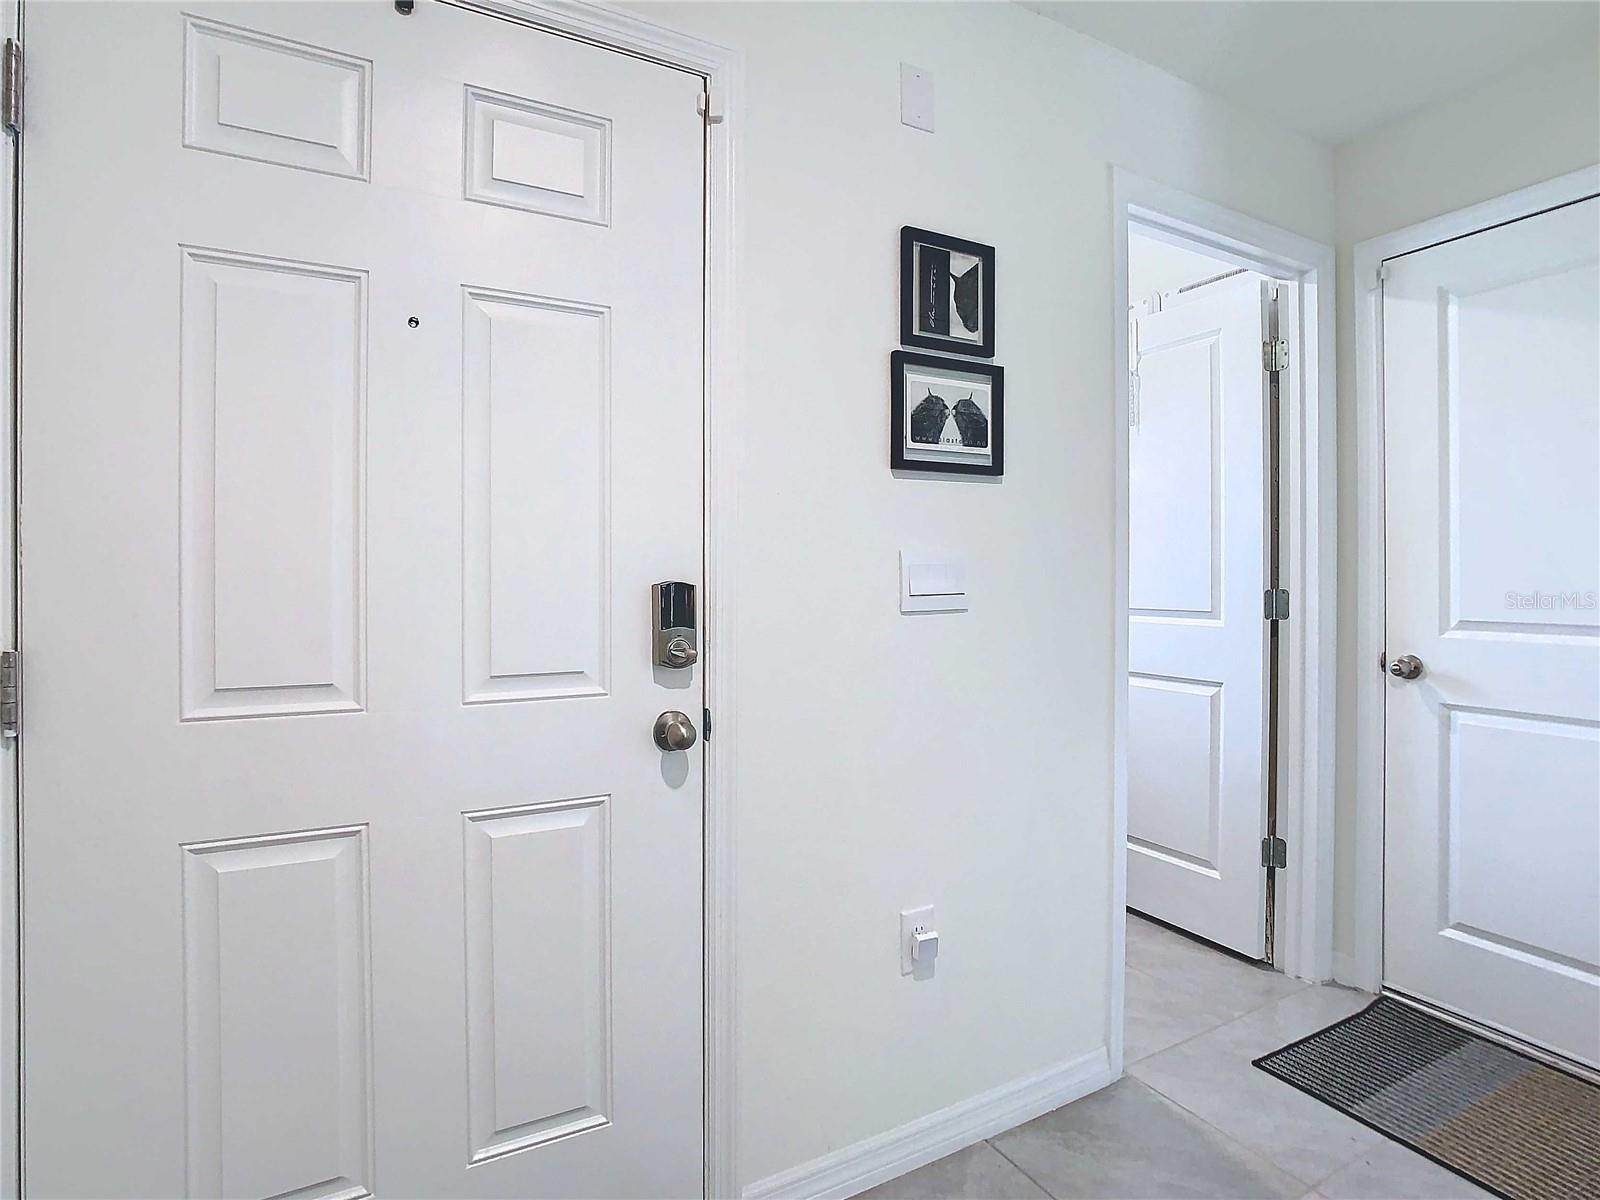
1388,654 -> 1424,680
653,710 -> 697,752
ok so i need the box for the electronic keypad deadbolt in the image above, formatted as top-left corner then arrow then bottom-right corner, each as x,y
652,582 -> 699,669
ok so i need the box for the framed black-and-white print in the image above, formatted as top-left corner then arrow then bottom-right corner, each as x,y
900,226 -> 995,358
891,351 -> 1004,476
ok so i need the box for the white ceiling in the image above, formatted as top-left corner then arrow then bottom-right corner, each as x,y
1021,1 -> 1600,145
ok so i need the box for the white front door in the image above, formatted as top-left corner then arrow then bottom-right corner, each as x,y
20,3 -> 707,1194
1127,274 -> 1274,959
1381,196 -> 1600,1068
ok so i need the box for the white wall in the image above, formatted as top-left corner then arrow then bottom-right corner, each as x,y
628,3 -> 1333,1189
1128,233 -> 1238,304
1330,43 -> 1600,975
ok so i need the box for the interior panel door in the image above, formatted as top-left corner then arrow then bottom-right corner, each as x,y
1382,196 -> 1600,1068
1127,274 -> 1273,959
19,3 -> 706,1194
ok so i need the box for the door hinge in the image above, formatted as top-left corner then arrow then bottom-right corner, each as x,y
1263,587 -> 1290,622
1262,337 -> 1288,373
2,38 -> 21,137
702,706 -> 712,744
697,91 -> 723,126
1261,835 -> 1287,870
1,650 -> 18,740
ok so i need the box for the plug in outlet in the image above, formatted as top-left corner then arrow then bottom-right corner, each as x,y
900,905 -> 937,976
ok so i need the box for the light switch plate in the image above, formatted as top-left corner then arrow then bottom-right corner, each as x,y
900,551 -> 968,613
900,905 -> 935,975
900,63 -> 934,133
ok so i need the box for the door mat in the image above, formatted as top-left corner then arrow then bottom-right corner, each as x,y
1252,996 -> 1599,1200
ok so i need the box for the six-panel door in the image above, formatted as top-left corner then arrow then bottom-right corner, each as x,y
20,3 -> 706,1194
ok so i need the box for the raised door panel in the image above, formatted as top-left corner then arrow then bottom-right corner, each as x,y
1128,676 -> 1221,873
180,248 -> 366,719
464,86 -> 611,225
462,287 -> 609,703
1442,708 -> 1599,975
182,826 -> 373,1200
1130,334 -> 1219,619
1445,259 -> 1600,634
183,15 -> 372,180
463,798 -> 612,1163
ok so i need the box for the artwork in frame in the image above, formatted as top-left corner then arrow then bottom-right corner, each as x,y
900,226 -> 996,358
891,350 -> 1004,476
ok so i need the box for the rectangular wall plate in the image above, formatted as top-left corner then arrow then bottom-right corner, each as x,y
900,551 -> 967,613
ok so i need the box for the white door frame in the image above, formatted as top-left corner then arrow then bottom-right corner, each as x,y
1346,164 -> 1600,995
0,2 -> 743,1196
1110,169 -> 1337,1072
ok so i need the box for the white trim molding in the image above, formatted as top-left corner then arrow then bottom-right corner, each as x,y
740,1049 -> 1113,1200
1110,169 -> 1339,1018
1346,164 -> 1600,995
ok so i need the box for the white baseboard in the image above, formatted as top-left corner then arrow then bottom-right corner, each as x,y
740,1046 -> 1113,1200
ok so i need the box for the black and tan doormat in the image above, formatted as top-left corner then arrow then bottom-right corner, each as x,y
1253,996 -> 1599,1200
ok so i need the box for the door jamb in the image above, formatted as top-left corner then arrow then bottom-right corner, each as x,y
0,2 -> 744,1196
1,0 -> 17,1194
1346,164 -> 1600,995
1111,170 -> 1337,1077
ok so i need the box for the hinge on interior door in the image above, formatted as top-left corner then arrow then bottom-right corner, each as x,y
1261,836 -> 1287,871
1,650 -> 19,740
1262,337 -> 1288,373
2,38 -> 21,137
1263,588 -> 1290,622
697,91 -> 723,126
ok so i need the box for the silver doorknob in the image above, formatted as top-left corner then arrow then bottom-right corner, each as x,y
653,710 -> 697,752
1388,654 -> 1424,681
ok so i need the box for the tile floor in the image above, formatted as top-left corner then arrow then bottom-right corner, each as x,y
861,913 -> 1493,1200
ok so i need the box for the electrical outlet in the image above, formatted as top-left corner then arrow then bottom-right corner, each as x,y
900,905 -> 935,976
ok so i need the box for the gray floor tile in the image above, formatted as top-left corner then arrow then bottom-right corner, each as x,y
1124,916 -> 1308,1062
990,1077 -> 1304,1199
1129,986 -> 1383,1185
856,1141 -> 1050,1200
1315,1139 -> 1495,1200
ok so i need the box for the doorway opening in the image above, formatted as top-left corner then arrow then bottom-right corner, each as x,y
1110,171 -> 1336,1077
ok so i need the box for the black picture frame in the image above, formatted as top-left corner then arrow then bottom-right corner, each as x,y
891,350 -> 1004,476
899,226 -> 996,359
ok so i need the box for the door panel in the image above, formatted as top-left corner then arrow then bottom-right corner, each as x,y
463,798 -> 611,1164
1382,196 -> 1600,1068
462,287 -> 609,702
20,3 -> 705,1194
181,826 -> 373,1199
179,247 -> 367,719
1127,275 -> 1272,958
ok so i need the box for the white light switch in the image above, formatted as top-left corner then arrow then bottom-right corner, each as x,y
900,63 -> 934,133
900,552 -> 967,613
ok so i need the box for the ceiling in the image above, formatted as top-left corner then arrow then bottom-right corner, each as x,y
1021,1 -> 1600,145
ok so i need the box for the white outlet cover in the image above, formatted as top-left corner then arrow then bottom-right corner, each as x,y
900,905 -> 935,975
